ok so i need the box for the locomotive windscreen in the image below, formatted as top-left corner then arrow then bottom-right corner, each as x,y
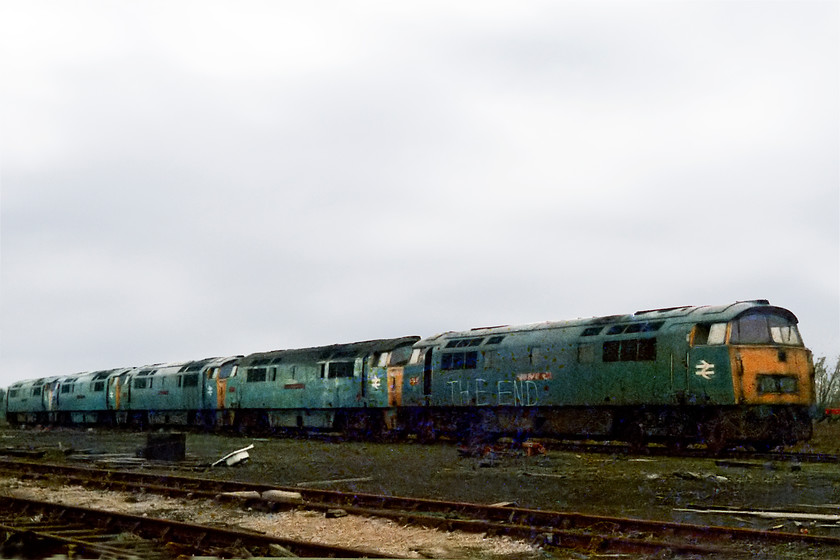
729,311 -> 803,346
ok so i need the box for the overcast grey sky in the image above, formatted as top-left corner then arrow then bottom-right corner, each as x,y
1,1 -> 838,387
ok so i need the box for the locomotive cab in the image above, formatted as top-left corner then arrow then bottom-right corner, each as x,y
689,303 -> 813,448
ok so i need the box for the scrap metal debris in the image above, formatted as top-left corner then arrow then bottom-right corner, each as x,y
211,444 -> 254,467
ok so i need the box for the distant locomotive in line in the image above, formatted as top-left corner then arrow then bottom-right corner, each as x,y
4,300 -> 815,451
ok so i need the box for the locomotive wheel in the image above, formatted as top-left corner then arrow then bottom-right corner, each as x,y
417,420 -> 437,443
703,420 -> 733,455
627,423 -> 648,454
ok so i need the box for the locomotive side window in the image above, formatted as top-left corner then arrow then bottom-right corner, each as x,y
182,373 -> 199,387
441,351 -> 478,370
581,326 -> 603,336
603,341 -> 620,362
692,323 -> 727,345
247,368 -> 267,382
602,339 -> 656,362
708,323 -> 727,344
93,381 -> 105,392
637,338 -> 657,360
327,361 -> 355,378
8,389 -> 18,398
620,339 -> 638,361
409,348 -> 424,365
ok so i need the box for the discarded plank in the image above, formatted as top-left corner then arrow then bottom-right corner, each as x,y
217,491 -> 261,501
261,490 -> 304,505
676,507 -> 840,522
296,476 -> 373,487
520,472 -> 567,479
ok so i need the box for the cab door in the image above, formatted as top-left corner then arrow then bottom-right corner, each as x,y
664,324 -> 690,403
687,322 -> 734,403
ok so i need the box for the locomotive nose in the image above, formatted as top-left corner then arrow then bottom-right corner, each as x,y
734,346 -> 811,405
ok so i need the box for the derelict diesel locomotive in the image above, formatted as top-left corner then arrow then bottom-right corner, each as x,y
4,300 -> 815,450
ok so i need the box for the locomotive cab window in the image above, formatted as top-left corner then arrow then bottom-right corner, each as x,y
389,345 -> 413,366
730,312 -> 802,346
218,363 -> 236,379
692,323 -> 727,346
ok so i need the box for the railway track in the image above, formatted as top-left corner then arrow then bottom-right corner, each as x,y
0,494 -> 396,559
1,458 -> 838,558
537,440 -> 840,463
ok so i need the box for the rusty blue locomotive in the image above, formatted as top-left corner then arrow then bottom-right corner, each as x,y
4,300 -> 815,450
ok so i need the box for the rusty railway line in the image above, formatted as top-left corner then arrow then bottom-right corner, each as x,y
0,494 -> 395,559
531,439 -> 840,463
1,458 -> 839,557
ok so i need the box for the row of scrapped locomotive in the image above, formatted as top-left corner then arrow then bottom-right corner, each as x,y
3,301 -> 815,449
4,339 -> 418,430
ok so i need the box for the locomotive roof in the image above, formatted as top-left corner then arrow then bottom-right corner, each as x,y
239,336 -> 421,367
417,300 -> 797,346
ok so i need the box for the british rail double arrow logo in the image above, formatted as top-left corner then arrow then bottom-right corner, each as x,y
694,360 -> 715,380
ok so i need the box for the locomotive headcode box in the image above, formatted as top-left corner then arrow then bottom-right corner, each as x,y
140,432 -> 186,461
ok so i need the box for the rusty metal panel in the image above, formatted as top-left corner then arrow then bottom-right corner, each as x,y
733,346 -> 812,406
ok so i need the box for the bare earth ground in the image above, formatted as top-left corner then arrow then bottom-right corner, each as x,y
1,422 -> 840,558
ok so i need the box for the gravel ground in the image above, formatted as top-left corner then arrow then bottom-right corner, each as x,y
0,476 -> 543,559
2,422 -> 840,558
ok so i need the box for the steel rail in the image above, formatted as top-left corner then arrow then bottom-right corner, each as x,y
2,458 -> 838,557
536,440 -> 840,463
0,495 -> 400,558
